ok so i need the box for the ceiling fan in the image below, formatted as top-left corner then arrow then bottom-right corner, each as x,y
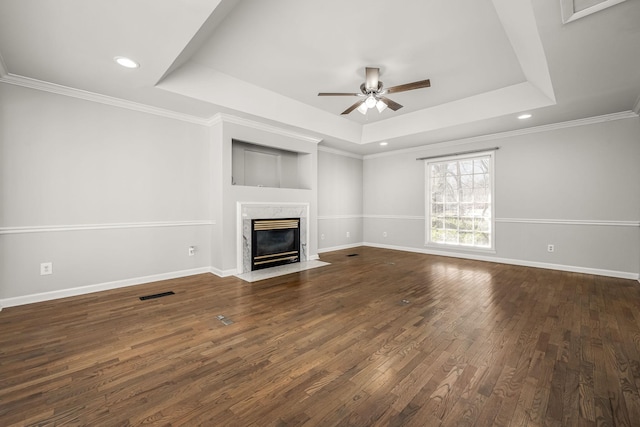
318,67 -> 431,115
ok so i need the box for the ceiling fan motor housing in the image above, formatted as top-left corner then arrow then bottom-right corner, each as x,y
360,82 -> 384,95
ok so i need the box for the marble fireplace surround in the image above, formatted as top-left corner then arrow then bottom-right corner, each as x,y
237,202 -> 309,274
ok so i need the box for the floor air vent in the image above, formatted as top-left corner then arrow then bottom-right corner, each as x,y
216,315 -> 234,325
139,291 -> 175,301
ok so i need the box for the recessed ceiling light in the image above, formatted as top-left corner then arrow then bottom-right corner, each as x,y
379,142 -> 388,146
518,113 -> 532,120
114,56 -> 139,69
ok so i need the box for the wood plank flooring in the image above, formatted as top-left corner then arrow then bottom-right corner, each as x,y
2,247 -> 640,426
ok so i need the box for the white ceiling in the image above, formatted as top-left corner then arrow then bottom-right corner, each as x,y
0,0 -> 638,155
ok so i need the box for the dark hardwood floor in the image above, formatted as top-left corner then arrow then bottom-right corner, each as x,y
2,247 -> 640,426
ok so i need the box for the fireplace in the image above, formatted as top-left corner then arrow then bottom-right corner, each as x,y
251,218 -> 301,271
237,202 -> 309,274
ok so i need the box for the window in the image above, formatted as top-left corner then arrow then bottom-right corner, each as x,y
425,152 -> 494,250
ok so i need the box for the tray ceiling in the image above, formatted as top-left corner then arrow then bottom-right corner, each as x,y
0,0 -> 638,155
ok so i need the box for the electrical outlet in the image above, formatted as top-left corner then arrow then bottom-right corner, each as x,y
188,246 -> 196,256
346,231 -> 350,238
321,234 -> 325,240
383,231 -> 388,237
547,244 -> 555,253
40,262 -> 53,275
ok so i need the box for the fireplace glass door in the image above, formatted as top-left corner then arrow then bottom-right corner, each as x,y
251,218 -> 300,270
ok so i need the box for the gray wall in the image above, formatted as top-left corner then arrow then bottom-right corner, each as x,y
0,83 -> 320,305
317,148 -> 363,251
363,117 -> 640,277
1,80 -> 637,307
0,83 -> 213,303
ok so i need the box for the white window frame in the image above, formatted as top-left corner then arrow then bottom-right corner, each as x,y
424,151 -> 495,252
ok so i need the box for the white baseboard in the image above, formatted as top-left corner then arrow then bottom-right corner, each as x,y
0,267 -> 212,308
317,243 -> 364,253
363,242 -> 640,280
2,246 -> 636,309
210,267 -> 238,277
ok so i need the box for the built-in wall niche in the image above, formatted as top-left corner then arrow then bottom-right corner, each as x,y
231,139 -> 312,189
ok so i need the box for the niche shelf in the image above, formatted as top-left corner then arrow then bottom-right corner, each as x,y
231,139 -> 311,190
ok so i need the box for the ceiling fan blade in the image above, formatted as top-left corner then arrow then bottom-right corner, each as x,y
379,96 -> 403,111
385,79 -> 431,94
365,67 -> 380,92
318,92 -> 361,96
341,99 -> 365,115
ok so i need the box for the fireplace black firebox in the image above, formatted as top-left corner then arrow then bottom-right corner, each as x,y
251,218 -> 300,271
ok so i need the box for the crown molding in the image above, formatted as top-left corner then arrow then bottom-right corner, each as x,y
0,72 -> 212,125
561,0 -> 627,24
0,71 -> 325,143
363,110 -> 639,160
209,113 -> 323,144
1,62 -> 636,155
317,145 -> 363,159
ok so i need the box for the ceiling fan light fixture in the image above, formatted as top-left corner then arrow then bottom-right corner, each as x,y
365,95 -> 377,109
319,67 -> 429,115
376,99 -> 388,113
